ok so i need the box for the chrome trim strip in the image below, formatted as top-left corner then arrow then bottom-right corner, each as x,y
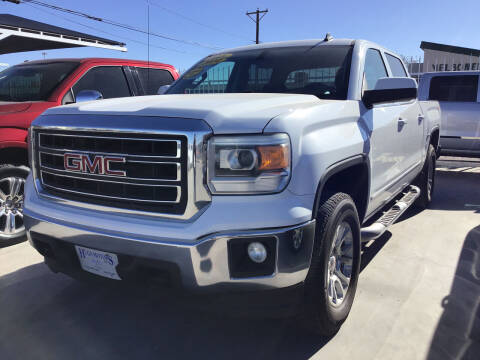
39,152 -> 181,182
39,132 -> 181,158
40,171 -> 181,204
40,169 -> 180,189
38,146 -> 181,160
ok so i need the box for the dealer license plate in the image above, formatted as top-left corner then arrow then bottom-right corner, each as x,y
75,245 -> 121,280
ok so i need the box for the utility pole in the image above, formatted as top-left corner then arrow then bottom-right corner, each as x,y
246,8 -> 268,44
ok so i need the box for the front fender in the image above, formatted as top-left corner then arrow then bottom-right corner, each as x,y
0,128 -> 28,149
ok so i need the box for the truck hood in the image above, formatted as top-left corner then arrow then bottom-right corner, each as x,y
0,101 -> 32,114
43,94 -> 322,133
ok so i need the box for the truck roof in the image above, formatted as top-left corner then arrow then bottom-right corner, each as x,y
14,57 -> 174,68
219,38 -> 398,58
222,38 -> 355,53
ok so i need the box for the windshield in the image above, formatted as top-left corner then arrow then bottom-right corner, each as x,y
0,62 -> 79,102
167,45 -> 353,99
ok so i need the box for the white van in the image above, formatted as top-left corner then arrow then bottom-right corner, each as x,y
419,71 -> 480,157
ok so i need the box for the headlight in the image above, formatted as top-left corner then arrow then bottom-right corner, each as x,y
207,133 -> 291,194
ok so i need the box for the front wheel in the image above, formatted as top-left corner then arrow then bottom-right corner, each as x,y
0,165 -> 29,243
302,192 -> 361,336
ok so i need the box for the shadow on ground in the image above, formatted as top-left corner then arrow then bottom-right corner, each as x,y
396,169 -> 480,225
0,263 -> 331,360
427,225 -> 480,360
0,235 -> 26,249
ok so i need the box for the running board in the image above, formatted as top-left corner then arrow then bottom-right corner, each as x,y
361,185 -> 420,242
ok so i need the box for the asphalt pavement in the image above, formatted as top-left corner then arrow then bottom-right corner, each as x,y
0,158 -> 479,360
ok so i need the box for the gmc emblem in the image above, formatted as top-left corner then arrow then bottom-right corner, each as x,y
63,153 -> 126,177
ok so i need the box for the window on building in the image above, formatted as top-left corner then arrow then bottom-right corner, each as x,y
363,49 -> 388,90
429,75 -> 479,102
73,66 -> 131,99
386,54 -> 407,77
136,68 -> 174,95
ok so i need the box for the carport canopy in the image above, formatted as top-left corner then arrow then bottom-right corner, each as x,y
0,14 -> 126,54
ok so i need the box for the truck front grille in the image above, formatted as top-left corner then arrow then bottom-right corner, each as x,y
34,130 -> 188,214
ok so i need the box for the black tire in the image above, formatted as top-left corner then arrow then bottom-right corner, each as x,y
415,144 -> 436,209
0,164 -> 30,244
302,192 -> 361,336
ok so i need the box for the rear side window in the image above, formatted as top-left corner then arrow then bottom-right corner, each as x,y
136,68 -> 174,95
363,49 -> 388,90
73,66 -> 131,99
385,54 -> 407,77
429,75 -> 479,102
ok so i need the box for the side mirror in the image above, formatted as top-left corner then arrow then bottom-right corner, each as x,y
363,77 -> 417,109
157,85 -> 170,95
76,90 -> 103,103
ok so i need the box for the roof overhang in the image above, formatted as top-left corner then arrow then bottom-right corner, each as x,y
0,14 -> 126,54
421,41 -> 480,57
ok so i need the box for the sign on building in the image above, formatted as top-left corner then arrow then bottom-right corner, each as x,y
421,41 -> 480,72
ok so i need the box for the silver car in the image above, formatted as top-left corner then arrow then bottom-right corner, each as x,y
419,71 -> 480,157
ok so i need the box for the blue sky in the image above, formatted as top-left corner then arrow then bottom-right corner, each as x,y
1,0 -> 479,72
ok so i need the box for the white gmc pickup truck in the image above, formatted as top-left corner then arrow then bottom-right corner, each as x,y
23,37 -> 440,335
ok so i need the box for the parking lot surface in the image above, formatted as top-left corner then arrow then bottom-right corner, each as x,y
1,158 -> 479,360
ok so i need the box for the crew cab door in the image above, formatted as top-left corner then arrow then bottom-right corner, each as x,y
384,53 -> 424,173
361,49 -> 422,213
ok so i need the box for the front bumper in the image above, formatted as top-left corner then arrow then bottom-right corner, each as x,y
25,215 -> 315,291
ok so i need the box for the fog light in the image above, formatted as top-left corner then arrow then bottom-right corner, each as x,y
247,242 -> 267,263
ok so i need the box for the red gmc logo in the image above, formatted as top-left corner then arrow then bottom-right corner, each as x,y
63,153 -> 126,177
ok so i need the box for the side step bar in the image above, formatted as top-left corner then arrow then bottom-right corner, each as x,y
361,185 -> 420,242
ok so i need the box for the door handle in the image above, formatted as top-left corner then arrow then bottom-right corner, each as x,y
418,114 -> 425,123
398,118 -> 408,126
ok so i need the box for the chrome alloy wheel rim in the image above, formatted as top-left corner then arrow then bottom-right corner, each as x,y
0,177 -> 25,239
327,221 -> 354,307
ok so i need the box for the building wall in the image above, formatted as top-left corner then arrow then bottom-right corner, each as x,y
423,49 -> 480,72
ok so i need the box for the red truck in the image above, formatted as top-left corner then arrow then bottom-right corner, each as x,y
0,57 -> 179,241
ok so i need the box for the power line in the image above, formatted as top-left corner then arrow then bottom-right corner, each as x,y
25,2 -> 193,55
246,8 -> 268,44
147,0 -> 253,43
8,0 -> 223,50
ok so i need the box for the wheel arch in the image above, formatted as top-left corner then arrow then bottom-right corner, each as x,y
429,126 -> 440,153
312,155 -> 370,224
0,147 -> 29,167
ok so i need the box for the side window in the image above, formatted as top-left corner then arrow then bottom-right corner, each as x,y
136,68 -> 174,95
363,49 -> 388,91
429,75 -> 479,102
385,54 -> 407,77
72,66 -> 131,99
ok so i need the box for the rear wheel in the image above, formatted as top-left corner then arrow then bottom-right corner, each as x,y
415,144 -> 436,209
302,192 -> 361,336
0,165 -> 29,243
